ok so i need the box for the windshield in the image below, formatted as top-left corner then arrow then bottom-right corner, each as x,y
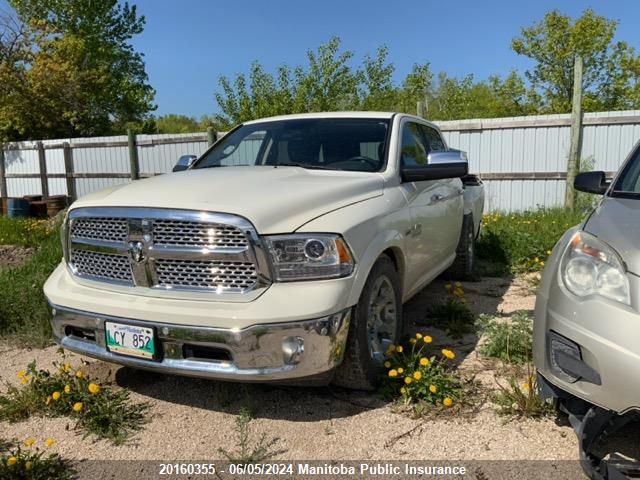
193,118 -> 390,172
612,144 -> 640,197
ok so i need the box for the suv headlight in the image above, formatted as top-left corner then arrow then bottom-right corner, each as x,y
561,231 -> 630,305
264,234 -> 354,281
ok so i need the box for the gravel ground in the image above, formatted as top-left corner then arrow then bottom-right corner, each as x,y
0,275 -> 585,467
0,245 -> 33,268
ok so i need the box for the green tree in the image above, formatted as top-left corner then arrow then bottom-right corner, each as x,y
155,114 -> 201,134
0,0 -> 154,140
512,9 -> 640,112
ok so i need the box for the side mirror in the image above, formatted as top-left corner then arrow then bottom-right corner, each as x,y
401,150 -> 469,182
172,155 -> 197,172
574,171 -> 609,195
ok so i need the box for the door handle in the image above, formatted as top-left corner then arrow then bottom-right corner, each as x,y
430,194 -> 445,203
405,223 -> 422,237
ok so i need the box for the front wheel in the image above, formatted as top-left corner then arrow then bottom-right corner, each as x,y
332,255 -> 402,390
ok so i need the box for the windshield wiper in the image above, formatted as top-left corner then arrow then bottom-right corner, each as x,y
197,164 -> 228,169
275,162 -> 337,171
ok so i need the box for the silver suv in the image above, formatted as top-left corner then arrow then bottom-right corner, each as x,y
535,142 -> 640,479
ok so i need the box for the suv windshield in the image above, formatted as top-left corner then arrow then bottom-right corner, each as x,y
193,118 -> 390,172
612,144 -> 640,197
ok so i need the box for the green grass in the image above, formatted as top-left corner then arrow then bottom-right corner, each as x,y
476,312 -> 533,365
476,208 -> 586,274
0,219 -> 62,345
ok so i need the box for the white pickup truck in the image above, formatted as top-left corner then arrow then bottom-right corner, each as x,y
44,112 -> 484,389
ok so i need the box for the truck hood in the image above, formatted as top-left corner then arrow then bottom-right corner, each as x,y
584,196 -> 640,275
71,166 -> 384,233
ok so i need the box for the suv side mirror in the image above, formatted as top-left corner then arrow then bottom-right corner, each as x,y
173,155 -> 197,172
401,150 -> 468,182
574,171 -> 610,195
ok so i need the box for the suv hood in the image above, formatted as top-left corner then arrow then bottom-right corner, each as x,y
584,196 -> 640,275
71,166 -> 384,233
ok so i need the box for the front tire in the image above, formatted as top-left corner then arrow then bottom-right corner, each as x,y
332,255 -> 402,390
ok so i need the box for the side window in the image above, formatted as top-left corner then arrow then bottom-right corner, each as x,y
421,125 -> 446,151
400,122 -> 428,166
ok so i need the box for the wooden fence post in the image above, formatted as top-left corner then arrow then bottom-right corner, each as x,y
37,141 -> 49,198
417,100 -> 425,118
0,143 -> 7,199
63,142 -> 77,201
127,129 -> 140,180
207,127 -> 217,147
565,55 -> 584,210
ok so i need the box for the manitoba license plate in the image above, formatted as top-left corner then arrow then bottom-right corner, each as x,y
105,322 -> 155,359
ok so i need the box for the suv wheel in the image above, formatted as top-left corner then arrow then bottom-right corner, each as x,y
332,255 -> 402,390
446,213 -> 477,280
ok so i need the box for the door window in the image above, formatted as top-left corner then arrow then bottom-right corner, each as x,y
400,122 -> 428,166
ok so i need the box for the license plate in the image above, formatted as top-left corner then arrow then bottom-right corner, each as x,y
105,322 -> 155,359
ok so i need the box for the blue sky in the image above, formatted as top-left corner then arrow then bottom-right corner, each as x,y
4,0 -> 640,117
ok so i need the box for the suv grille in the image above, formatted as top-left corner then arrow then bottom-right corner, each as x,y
155,259 -> 257,292
152,220 -> 248,248
66,209 -> 264,295
71,217 -> 128,243
70,250 -> 133,283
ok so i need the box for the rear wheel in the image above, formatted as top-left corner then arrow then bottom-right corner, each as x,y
446,213 -> 476,280
332,255 -> 402,390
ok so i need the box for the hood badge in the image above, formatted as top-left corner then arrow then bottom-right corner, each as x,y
127,241 -> 146,263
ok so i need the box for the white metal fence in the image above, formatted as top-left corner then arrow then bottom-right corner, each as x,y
2,110 -> 639,212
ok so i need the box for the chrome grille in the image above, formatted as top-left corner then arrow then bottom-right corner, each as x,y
155,259 -> 258,292
71,218 -> 128,243
70,249 -> 133,283
152,220 -> 248,248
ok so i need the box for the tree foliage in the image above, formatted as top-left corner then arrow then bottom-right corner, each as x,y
0,0 -> 154,141
512,8 -> 640,113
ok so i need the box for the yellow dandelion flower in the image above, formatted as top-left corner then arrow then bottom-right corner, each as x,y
20,376 -> 29,385
88,383 -> 101,395
52,391 -> 61,401
534,257 -> 539,263
413,371 -> 422,380
443,397 -> 453,408
521,383 -> 530,391
415,333 -> 423,339
75,370 -> 84,379
429,385 -> 438,394
6,456 -> 17,466
45,438 -> 56,448
384,361 -> 391,368
423,335 -> 433,344
16,370 -> 26,379
540,261 -> 545,267
388,369 -> 398,378
64,385 -> 71,394
63,363 -> 72,372
397,367 -> 404,374
404,376 -> 413,385
23,438 -> 35,448
387,344 -> 396,353
73,402 -> 83,412
453,288 -> 464,297
420,357 -> 429,366
400,387 -> 407,395
442,349 -> 456,360
444,283 -> 452,290
410,338 -> 417,344
396,346 -> 403,353
546,250 -> 551,255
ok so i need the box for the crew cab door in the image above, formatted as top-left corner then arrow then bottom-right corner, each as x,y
399,120 -> 463,294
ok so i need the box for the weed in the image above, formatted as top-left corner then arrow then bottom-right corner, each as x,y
218,407 -> 280,464
0,223 -> 62,345
0,350 -> 150,445
427,283 -> 475,338
492,365 -> 554,419
381,332 -> 462,411
477,208 -> 585,274
476,311 -> 533,365
0,437 -> 75,479
0,217 -> 54,248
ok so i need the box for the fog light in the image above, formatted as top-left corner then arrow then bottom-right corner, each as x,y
548,332 -> 581,383
282,336 -> 304,365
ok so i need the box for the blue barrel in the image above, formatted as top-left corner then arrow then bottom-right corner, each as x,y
7,198 -> 30,218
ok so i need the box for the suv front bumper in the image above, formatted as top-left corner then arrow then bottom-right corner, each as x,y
49,303 -> 350,382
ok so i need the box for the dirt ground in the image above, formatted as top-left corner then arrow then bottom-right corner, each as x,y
0,245 -> 33,268
0,274 -> 588,468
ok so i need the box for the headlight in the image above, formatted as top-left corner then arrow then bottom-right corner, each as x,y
264,234 -> 354,281
561,231 -> 630,305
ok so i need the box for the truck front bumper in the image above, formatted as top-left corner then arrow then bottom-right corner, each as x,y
49,303 -> 350,382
